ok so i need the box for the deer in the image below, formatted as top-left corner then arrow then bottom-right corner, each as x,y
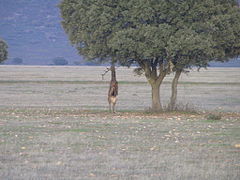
107,65 -> 118,113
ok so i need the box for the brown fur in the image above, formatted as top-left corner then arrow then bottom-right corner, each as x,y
108,65 -> 118,113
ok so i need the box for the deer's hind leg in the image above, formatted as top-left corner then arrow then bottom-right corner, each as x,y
109,103 -> 112,113
108,97 -> 112,113
112,102 -> 116,113
111,97 -> 117,113
108,96 -> 117,113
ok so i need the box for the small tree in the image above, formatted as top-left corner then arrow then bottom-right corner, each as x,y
12,57 -> 23,65
73,61 -> 82,65
53,57 -> 68,65
0,38 -> 8,64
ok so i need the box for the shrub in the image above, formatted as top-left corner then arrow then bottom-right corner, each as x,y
206,113 -> 222,121
12,57 -> 23,64
53,57 -> 68,65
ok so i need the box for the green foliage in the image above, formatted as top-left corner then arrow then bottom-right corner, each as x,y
60,0 -> 240,69
0,38 -> 8,64
205,113 -> 222,121
53,57 -> 68,65
133,67 -> 145,76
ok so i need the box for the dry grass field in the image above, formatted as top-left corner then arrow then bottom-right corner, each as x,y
0,65 -> 239,111
0,65 -> 239,179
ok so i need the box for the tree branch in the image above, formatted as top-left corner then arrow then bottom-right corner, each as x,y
101,67 -> 111,80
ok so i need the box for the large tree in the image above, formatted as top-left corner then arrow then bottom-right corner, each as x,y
60,0 -> 240,111
0,38 -> 8,64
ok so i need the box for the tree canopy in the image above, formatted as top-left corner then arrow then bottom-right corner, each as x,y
60,0 -> 240,111
60,0 -> 240,66
0,38 -> 8,64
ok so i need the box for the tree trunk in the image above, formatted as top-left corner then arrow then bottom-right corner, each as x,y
140,59 -> 166,112
151,82 -> 163,112
168,70 -> 182,111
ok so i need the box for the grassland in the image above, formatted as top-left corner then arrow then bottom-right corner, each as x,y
0,66 -> 239,179
0,65 -> 239,112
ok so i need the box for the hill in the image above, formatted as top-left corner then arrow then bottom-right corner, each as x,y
0,0 -> 239,66
0,0 -> 81,65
